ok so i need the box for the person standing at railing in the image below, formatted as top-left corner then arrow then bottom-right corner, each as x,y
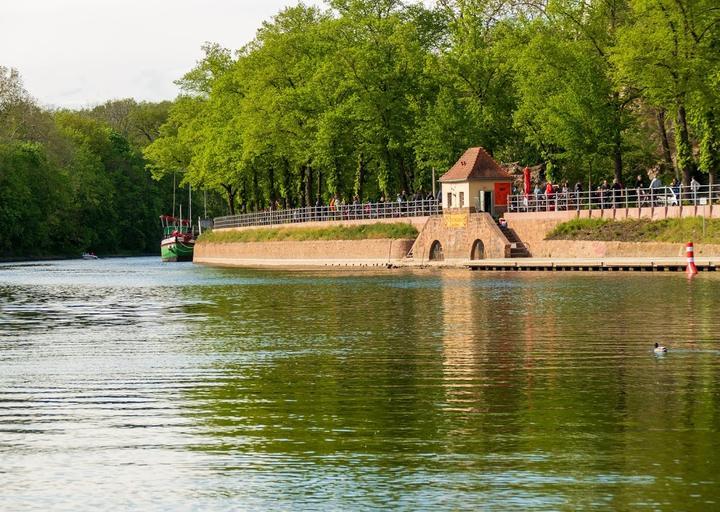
530,183 -> 540,211
669,178 -> 680,205
598,180 -> 609,209
611,178 -> 623,208
649,175 -> 662,205
574,182 -> 583,209
337,196 -> 347,220
352,194 -> 360,219
314,196 -> 321,221
545,181 -> 554,211
559,181 -> 569,210
690,176 -> 700,205
635,173 -> 647,206
329,195 -> 337,220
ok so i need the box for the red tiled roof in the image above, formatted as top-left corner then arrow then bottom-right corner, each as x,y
439,147 -> 512,182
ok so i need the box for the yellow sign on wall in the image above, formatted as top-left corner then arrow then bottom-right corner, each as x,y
444,213 -> 468,229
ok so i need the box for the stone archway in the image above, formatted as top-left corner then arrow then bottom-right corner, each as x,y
429,240 -> 444,261
470,239 -> 485,260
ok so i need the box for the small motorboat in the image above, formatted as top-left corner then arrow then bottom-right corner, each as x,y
82,252 -> 99,260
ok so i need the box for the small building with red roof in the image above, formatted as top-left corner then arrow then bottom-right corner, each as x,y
439,147 -> 513,214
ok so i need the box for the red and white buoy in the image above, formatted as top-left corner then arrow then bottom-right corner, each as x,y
686,242 -> 698,276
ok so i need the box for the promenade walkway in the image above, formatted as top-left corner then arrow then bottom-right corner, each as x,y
214,199 -> 441,229
507,183 -> 716,213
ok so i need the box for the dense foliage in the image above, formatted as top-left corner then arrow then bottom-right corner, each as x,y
0,68 -> 201,258
145,0 -> 720,214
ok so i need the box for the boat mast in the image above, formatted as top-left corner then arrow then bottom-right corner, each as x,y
172,172 -> 177,219
189,185 -> 192,234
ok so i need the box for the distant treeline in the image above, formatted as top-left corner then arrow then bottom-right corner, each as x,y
144,0 -> 720,215
0,69 -> 226,258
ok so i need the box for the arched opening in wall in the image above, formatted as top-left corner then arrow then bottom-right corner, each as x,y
470,239 -> 485,260
429,240 -> 444,261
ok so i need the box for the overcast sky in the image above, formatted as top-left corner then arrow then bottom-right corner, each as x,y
0,0 -> 324,108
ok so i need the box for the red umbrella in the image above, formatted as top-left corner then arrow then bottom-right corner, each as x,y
523,167 -> 531,196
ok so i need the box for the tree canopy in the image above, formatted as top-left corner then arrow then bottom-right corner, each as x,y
143,0 -> 719,217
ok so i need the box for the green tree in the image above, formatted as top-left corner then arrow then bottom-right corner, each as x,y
613,0 -> 720,184
512,0 -> 636,185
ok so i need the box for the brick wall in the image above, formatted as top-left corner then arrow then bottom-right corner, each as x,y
194,238 -> 415,267
504,207 -> 720,257
409,210 -> 511,262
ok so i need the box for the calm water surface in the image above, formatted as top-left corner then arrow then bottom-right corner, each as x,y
1,257 -> 719,510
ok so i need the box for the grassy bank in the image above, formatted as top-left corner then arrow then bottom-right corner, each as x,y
546,217 -> 720,244
198,223 -> 419,243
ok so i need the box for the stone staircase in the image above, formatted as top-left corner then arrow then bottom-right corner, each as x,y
497,220 -> 531,258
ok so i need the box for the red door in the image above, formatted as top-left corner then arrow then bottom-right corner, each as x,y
494,182 -> 511,206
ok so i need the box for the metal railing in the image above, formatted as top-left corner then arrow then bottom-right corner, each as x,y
507,184 -> 718,213
214,198 -> 442,229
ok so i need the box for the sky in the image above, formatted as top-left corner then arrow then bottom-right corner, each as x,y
0,0 -> 323,108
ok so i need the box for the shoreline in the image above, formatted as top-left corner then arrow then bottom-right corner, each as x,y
194,255 -> 717,272
0,253 -> 158,264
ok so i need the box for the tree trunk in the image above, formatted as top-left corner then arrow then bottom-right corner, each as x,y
398,152 -> 410,194
304,162 -> 313,207
612,92 -> 623,184
699,111 -> 719,187
675,105 -> 694,185
613,134 -> 623,184
252,168 -> 261,211
281,157 -> 292,208
656,109 -> 675,178
316,169 -> 322,204
221,184 -> 236,215
355,152 -> 365,200
267,164 -> 276,206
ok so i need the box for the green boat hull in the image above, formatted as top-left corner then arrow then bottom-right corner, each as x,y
161,238 -> 195,262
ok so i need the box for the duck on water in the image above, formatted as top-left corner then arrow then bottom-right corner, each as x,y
654,342 -> 668,354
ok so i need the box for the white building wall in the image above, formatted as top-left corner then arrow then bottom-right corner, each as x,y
441,182 -> 470,209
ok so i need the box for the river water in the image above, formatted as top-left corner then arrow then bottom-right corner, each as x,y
1,257 -> 719,510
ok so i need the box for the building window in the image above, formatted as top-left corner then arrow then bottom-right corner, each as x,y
447,192 -> 452,208
459,191 -> 465,208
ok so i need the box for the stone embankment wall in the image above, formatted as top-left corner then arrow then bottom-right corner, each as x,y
409,210 -> 510,262
194,238 -> 415,267
505,207 -> 720,257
